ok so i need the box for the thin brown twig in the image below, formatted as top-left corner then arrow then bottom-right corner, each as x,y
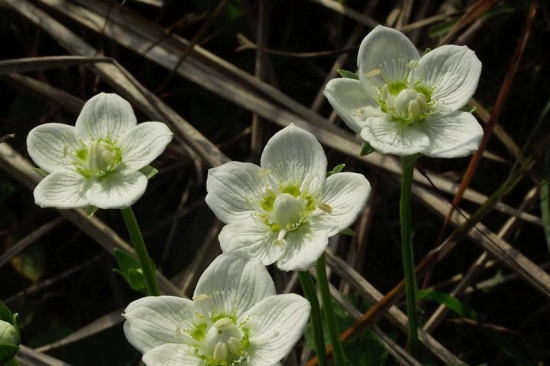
440,0 -> 539,235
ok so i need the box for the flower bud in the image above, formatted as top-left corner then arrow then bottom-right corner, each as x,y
0,320 -> 18,346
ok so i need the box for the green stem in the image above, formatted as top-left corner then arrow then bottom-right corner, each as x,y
121,207 -> 160,296
298,271 -> 328,366
400,155 -> 420,357
315,253 -> 347,365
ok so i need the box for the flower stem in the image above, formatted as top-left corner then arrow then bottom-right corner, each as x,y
298,271 -> 328,366
315,253 -> 347,366
400,154 -> 420,357
121,207 -> 160,296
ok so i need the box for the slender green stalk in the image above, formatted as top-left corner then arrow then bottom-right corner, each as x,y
400,155 -> 420,356
315,253 -> 347,365
298,271 -> 328,366
121,207 -> 160,296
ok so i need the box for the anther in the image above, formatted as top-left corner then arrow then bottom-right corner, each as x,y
318,202 -> 333,214
366,69 -> 382,77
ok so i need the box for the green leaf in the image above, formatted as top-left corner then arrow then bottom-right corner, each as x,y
139,165 -> 158,180
417,289 -> 479,319
0,344 -> 19,363
0,301 -> 15,326
114,248 -> 139,272
340,228 -> 356,237
327,163 -> 345,177
113,249 -> 147,292
86,205 -> 98,218
337,69 -> 359,80
11,244 -> 45,284
460,105 -> 477,114
126,269 -> 147,292
360,141 -> 376,156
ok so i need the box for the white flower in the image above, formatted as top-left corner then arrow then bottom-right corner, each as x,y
324,25 -> 483,158
123,253 -> 311,366
205,124 -> 371,271
27,93 -> 173,209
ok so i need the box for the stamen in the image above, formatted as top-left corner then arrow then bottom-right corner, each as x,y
193,294 -> 210,302
256,168 -> 272,177
214,318 -> 234,331
273,229 -> 287,246
366,69 -> 382,77
407,60 -> 419,90
213,342 -> 228,362
408,60 -> 419,69
318,202 -> 333,214
408,100 -> 421,117
227,337 -> 241,355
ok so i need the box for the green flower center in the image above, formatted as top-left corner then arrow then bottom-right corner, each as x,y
254,171 -> 333,246
391,88 -> 429,122
185,316 -> 249,366
372,60 -> 433,125
66,139 -> 122,178
201,318 -> 244,365
187,294 -> 250,365
272,193 -> 304,229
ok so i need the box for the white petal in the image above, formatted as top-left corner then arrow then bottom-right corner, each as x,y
123,296 -> 196,353
205,162 -> 265,224
417,45 -> 481,110
260,124 -> 327,194
27,123 -> 78,173
358,25 -> 420,97
323,78 -> 382,134
320,172 -> 371,230
118,122 -> 173,173
360,116 -> 430,156
244,294 -> 310,365
86,171 -> 147,209
420,111 -> 483,158
75,93 -> 137,142
33,171 -> 90,208
276,223 -> 333,271
218,220 -> 284,266
142,344 -> 203,366
194,253 -> 276,318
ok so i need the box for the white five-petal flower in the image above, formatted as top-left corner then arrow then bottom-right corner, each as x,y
205,124 -> 371,271
324,25 -> 483,158
27,93 -> 173,209
123,253 -> 311,366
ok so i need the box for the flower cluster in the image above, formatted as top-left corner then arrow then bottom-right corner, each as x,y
27,93 -> 173,209
26,23 -> 483,366
123,253 -> 310,366
324,25 -> 483,158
